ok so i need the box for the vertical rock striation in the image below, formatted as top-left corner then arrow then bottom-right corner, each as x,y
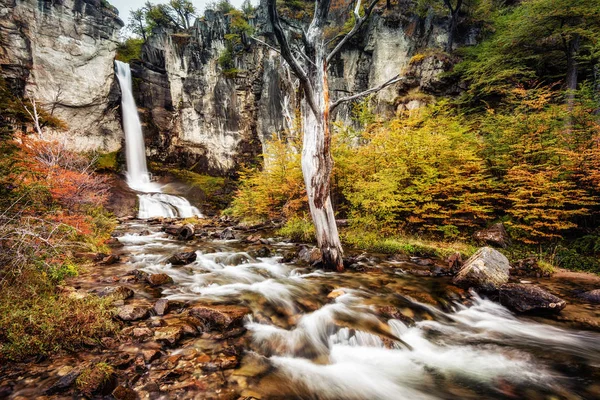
134,3 -> 471,174
0,0 -> 124,151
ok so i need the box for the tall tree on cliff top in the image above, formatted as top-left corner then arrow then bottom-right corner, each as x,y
266,0 -> 402,271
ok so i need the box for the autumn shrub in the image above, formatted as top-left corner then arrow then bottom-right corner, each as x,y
0,136 -> 118,361
278,215 -> 316,242
227,135 -> 306,224
334,103 -> 498,237
476,87 -> 599,243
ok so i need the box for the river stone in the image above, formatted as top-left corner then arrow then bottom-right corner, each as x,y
189,305 -> 251,330
220,228 -> 236,240
167,251 -> 197,266
498,284 -> 566,313
578,289 -> 600,303
453,247 -> 510,290
154,326 -> 184,346
298,247 -> 322,264
146,273 -> 174,286
97,286 -> 134,301
118,305 -> 150,321
45,365 -> 85,394
473,223 -> 511,248
154,299 -> 170,316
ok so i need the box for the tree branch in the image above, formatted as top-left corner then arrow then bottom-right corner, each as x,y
329,74 -> 403,113
326,0 -> 380,64
267,0 -> 319,116
250,36 -> 281,54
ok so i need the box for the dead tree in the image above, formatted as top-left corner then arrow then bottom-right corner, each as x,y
266,0 -> 402,271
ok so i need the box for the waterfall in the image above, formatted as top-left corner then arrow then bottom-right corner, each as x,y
114,61 -> 202,219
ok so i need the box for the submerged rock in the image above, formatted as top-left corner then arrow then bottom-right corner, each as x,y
579,289 -> 600,304
473,223 -> 511,248
453,247 -> 510,291
167,251 -> 197,265
498,284 -> 566,313
146,273 -> 174,286
118,305 -> 150,321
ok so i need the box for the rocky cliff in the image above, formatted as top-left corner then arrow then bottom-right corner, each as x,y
133,1 -> 475,175
0,0 -> 123,151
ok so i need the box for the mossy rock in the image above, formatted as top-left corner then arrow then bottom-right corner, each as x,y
75,362 -> 117,396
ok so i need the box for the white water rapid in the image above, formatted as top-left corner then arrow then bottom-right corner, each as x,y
114,61 -> 201,219
116,227 -> 600,399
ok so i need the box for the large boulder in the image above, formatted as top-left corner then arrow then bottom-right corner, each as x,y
473,223 -> 511,248
453,247 -> 510,291
498,284 -> 566,313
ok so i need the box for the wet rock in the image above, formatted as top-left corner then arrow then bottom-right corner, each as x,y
578,289 -> 600,304
281,250 -> 297,263
250,246 -> 271,258
112,386 -> 138,400
45,365 -> 84,395
106,237 -> 124,248
97,286 -> 134,300
498,284 -> 567,313
100,254 -> 120,265
167,251 -> 197,265
189,304 -> 251,330
246,234 -> 262,243
75,363 -> 117,397
154,299 -> 170,315
327,289 -> 346,299
453,247 -> 510,291
146,273 -> 174,287
132,327 -> 153,338
141,349 -> 162,363
132,269 -> 149,282
220,227 -> 236,240
298,246 -> 322,264
473,223 -> 511,248
154,326 -> 184,346
118,305 -> 150,321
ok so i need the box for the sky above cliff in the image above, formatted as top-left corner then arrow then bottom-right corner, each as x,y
112,0 -> 254,32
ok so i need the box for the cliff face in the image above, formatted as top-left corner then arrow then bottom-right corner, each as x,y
134,3 -> 473,175
0,0 -> 123,151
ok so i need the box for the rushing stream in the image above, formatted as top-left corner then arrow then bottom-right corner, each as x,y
99,222 -> 600,400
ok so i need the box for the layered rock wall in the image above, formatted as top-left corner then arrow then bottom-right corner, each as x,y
134,3 -> 472,174
0,0 -> 124,151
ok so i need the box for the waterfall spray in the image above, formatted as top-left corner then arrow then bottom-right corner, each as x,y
114,60 -> 201,219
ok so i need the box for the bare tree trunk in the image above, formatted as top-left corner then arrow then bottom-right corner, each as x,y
303,15 -> 344,272
443,0 -> 462,53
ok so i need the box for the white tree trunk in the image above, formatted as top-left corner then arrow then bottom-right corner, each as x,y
302,27 -> 344,271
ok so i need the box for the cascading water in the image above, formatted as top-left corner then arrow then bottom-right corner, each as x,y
114,61 -> 201,219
